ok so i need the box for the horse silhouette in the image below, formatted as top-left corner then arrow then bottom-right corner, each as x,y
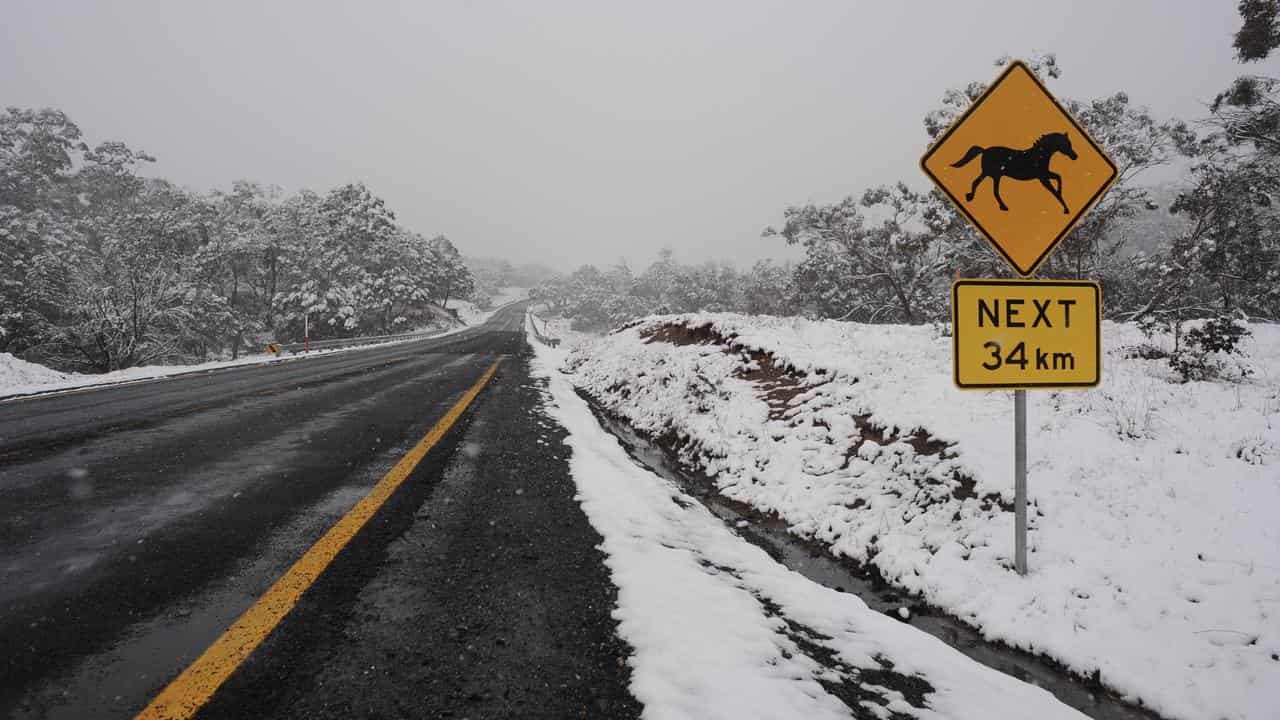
951,132 -> 1077,214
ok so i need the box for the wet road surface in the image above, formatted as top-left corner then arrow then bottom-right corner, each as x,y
0,302 -> 636,719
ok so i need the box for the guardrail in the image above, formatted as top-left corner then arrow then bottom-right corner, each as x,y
527,312 -> 560,348
273,329 -> 451,355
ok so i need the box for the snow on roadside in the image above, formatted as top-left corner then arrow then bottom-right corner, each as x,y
528,311 -> 600,352
0,353 -> 72,389
0,339 -> 408,401
528,320 -> 1087,720
0,305 -> 512,401
558,313 -> 1280,720
451,287 -> 529,327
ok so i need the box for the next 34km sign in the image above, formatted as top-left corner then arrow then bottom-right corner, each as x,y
952,279 -> 1100,389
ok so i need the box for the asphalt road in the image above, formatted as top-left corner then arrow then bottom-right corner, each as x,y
0,302 -> 639,719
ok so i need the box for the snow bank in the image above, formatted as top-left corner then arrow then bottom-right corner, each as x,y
560,313 -> 1280,720
528,327 -> 1086,720
0,342 -> 405,400
0,302 -> 513,400
0,352 -> 74,390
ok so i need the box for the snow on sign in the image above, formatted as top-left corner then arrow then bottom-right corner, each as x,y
952,279 -> 1100,389
921,60 -> 1117,277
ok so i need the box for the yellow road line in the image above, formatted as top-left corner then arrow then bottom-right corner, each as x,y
136,357 -> 505,720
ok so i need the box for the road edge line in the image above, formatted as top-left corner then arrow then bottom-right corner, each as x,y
134,357 -> 505,720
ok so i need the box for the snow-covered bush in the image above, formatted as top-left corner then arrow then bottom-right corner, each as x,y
1169,317 -> 1253,382
1094,372 -> 1165,439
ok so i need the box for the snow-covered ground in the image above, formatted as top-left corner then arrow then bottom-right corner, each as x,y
554,313 -> 1280,720
0,296 -> 527,401
0,336 -> 426,401
450,286 -> 529,326
528,319 -> 1088,720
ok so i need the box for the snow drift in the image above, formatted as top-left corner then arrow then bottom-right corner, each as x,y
0,352 -> 73,390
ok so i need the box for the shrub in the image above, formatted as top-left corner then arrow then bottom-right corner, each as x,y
1169,318 -> 1253,382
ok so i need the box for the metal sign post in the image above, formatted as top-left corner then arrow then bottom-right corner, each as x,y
1014,389 -> 1027,575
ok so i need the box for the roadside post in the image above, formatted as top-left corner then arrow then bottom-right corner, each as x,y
920,60 -> 1116,575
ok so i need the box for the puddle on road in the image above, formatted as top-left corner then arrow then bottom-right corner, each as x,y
588,403 -> 1163,720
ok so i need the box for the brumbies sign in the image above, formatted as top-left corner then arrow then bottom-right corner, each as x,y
952,279 -> 1100,388
921,60 -> 1117,277
922,60 -> 1113,391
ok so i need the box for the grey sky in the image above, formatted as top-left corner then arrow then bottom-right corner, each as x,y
3,1 -> 1273,271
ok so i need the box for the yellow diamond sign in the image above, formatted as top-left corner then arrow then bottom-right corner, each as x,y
921,61 -> 1117,277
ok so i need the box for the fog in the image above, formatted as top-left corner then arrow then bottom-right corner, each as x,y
2,0 -> 1267,270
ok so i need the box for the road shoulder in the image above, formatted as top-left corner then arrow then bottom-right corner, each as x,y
199,344 -> 642,719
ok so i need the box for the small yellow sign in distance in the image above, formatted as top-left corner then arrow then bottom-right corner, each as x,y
921,61 -> 1117,277
952,279 -> 1100,389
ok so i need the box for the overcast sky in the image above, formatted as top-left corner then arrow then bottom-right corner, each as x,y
3,1 -> 1274,271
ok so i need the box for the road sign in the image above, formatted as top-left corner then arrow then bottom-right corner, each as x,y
952,279 -> 1100,389
921,61 -> 1117,277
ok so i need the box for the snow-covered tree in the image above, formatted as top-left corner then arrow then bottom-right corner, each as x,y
57,171 -> 207,372
1153,3 -> 1280,321
636,248 -> 681,312
1233,0 -> 1280,62
0,107 -> 485,370
740,260 -> 794,316
0,108 -> 84,353
427,235 -> 473,309
767,183 -> 969,323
